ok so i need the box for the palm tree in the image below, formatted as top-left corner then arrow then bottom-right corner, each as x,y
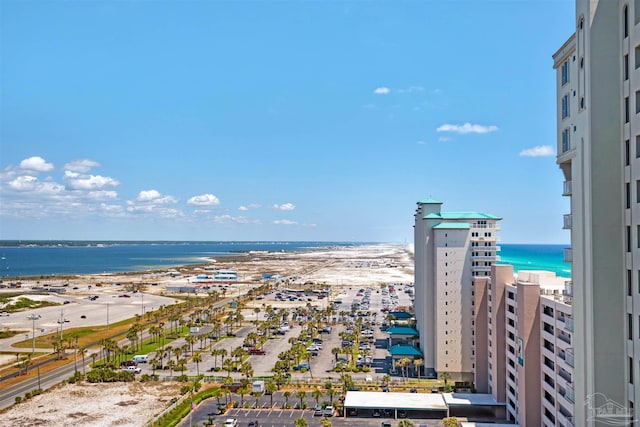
398,420 -> 414,427
265,382 -> 277,407
167,359 -> 176,377
319,417 -> 332,427
241,362 -> 253,380
295,390 -> 306,409
223,358 -> 235,377
79,347 -> 88,375
440,371 -> 451,386
211,387 -> 224,407
397,358 -> 410,382
311,388 -> 323,406
283,390 -> 291,407
254,307 -> 261,323
324,381 -> 335,403
295,417 -> 308,427
413,358 -> 423,379
192,352 -> 202,376
185,335 -> 197,355
238,384 -> 250,406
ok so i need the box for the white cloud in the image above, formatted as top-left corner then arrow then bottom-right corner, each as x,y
438,137 -> 452,142
213,214 -> 257,224
63,159 -> 100,173
187,194 -> 220,206
86,190 -> 118,200
64,171 -> 120,190
8,175 -> 38,191
7,175 -> 65,195
274,219 -> 298,225
135,190 -> 177,204
20,156 -> 54,172
416,140 -> 427,145
238,206 -> 249,211
374,87 -> 390,95
436,122 -> 499,134
273,203 -> 295,211
519,145 -> 555,157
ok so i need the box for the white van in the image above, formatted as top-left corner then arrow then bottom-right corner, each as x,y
133,355 -> 148,363
124,366 -> 141,374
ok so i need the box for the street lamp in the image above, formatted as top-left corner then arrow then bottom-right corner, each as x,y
26,314 -> 41,354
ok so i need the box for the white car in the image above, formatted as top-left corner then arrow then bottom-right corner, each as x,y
223,418 -> 237,427
123,366 -> 141,374
0,312 -> 9,317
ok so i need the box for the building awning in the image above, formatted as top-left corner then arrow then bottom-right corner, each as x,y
389,344 -> 422,357
386,326 -> 419,336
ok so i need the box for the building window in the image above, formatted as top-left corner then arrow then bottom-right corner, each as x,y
580,97 -> 585,110
561,60 -> 569,85
580,56 -> 584,69
630,356 -> 634,384
624,5 -> 629,38
636,91 -> 640,114
627,182 -> 631,208
562,128 -> 570,152
562,94 -> 570,118
625,55 -> 630,80
627,226 -> 632,252
636,46 -> 640,69
629,269 -> 634,296
630,314 -> 634,341
636,136 -> 640,158
636,0 -> 640,24
626,97 -> 631,123
627,140 -> 631,166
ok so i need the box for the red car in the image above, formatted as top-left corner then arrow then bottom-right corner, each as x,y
249,348 -> 266,355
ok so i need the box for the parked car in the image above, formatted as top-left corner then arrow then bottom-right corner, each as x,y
293,363 -> 310,371
223,418 -> 237,427
323,406 -> 334,417
80,315 -> 86,319
0,312 -> 9,317
247,421 -> 259,427
314,405 -> 323,416
249,348 -> 266,355
123,366 -> 141,374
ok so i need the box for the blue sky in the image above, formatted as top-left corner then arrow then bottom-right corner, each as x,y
0,0 -> 574,243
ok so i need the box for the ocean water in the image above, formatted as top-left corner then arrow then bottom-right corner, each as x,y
0,241 -> 364,278
0,241 -> 570,279
499,243 -> 571,278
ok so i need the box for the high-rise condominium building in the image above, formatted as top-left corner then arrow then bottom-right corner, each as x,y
413,198 -> 501,381
474,266 -> 574,427
554,0 -> 635,424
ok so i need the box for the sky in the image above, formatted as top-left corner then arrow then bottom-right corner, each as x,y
0,0 -> 575,244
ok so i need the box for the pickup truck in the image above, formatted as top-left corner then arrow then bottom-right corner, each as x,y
249,348 -> 266,355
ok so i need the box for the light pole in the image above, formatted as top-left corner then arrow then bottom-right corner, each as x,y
27,314 -> 41,354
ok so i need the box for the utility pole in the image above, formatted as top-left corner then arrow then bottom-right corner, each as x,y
27,314 -> 41,354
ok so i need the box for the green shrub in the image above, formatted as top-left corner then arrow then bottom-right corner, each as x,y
15,396 -> 22,404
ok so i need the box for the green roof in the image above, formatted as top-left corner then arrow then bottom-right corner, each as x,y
388,311 -> 413,319
418,198 -> 443,204
387,326 -> 419,336
389,344 -> 423,357
423,211 -> 501,220
433,222 -> 470,229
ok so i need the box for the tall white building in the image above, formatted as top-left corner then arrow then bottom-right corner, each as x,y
474,266 -> 574,427
413,198 -> 501,381
554,0 -> 634,424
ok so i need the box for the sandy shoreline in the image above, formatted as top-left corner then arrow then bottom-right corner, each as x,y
0,244 -> 415,426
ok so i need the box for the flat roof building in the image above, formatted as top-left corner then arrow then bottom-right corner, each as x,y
414,199 -> 501,381
474,265 -> 574,427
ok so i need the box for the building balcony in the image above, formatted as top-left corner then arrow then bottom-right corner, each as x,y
472,245 -> 501,251
472,265 -> 493,272
558,332 -> 572,345
471,223 -> 501,231
565,348 -> 574,368
563,180 -> 572,196
563,214 -> 572,229
564,247 -> 572,263
565,316 -> 574,332
471,255 -> 501,262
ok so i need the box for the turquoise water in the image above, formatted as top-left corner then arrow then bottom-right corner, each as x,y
499,244 -> 570,278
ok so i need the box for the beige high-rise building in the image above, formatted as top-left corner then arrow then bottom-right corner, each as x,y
554,1 -> 635,425
474,266 -> 574,427
413,198 -> 501,381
